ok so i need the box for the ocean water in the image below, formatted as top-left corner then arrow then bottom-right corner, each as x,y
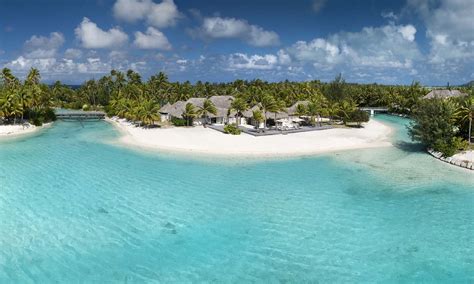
0,115 -> 472,283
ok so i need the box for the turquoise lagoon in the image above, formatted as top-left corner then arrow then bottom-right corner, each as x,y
0,115 -> 472,283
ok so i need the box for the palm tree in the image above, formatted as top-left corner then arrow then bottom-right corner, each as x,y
307,96 -> 328,126
182,103 -> 197,127
135,99 -> 161,127
295,103 -> 307,117
258,94 -> 277,129
1,68 -> 19,87
326,102 -> 340,124
252,109 -> 264,129
230,97 -> 248,125
456,97 -> 474,144
197,99 -> 217,126
338,100 -> 358,124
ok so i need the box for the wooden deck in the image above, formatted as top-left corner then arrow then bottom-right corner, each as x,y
208,124 -> 333,136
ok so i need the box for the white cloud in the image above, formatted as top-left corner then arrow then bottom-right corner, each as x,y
131,61 -> 147,71
312,0 -> 327,13
407,0 -> 474,63
7,56 -> 57,71
75,17 -> 128,49
285,23 -> 420,69
113,0 -> 150,22
134,27 -> 172,50
195,16 -> 280,47
381,11 -> 399,21
113,0 -> 180,28
146,0 -> 180,28
64,48 -> 82,59
6,55 -> 112,75
109,50 -> 127,60
23,32 -> 65,58
277,50 -> 291,65
227,53 -> 279,70
398,25 -> 416,42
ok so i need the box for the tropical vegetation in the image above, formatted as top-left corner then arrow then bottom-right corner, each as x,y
0,68 -> 56,126
2,67 -> 473,158
409,94 -> 473,156
223,124 -> 241,135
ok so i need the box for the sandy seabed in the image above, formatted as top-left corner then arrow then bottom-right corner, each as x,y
107,118 -> 393,158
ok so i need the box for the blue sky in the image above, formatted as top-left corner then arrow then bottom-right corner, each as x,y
0,0 -> 473,85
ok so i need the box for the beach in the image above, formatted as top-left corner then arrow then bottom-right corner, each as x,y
107,118 -> 393,157
0,123 -> 51,138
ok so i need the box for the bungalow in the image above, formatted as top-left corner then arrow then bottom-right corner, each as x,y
159,95 -> 238,125
287,101 -> 310,118
160,97 -> 318,128
423,89 -> 468,99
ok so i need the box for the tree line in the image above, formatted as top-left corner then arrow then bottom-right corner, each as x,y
1,67 -> 472,156
0,68 -> 56,126
15,69 -> 432,127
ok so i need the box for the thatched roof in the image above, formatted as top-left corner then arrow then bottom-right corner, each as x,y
159,103 -> 173,114
159,96 -> 237,118
209,95 -> 234,109
423,89 -> 468,99
186,98 -> 207,108
159,101 -> 187,118
242,105 -> 261,118
287,101 -> 310,115
266,110 -> 289,119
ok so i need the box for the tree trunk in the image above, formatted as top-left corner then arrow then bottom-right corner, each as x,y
469,117 -> 472,144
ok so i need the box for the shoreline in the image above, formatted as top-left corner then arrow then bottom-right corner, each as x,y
106,117 -> 393,158
428,149 -> 474,171
0,123 -> 52,139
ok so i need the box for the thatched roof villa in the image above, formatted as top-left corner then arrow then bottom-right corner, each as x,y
159,97 -> 312,126
423,89 -> 468,99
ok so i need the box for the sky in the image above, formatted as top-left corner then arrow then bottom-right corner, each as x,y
0,0 -> 473,85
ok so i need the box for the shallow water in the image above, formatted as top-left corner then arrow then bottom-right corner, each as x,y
0,115 -> 472,283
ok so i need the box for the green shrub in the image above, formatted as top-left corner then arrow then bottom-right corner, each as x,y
434,137 -> 469,157
82,104 -> 90,111
32,117 -> 43,126
171,117 -> 187,127
224,124 -> 241,135
346,110 -> 370,127
42,108 -> 57,122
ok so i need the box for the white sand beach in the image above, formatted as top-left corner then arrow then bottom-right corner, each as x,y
0,123 -> 51,138
108,118 -> 393,157
452,150 -> 474,163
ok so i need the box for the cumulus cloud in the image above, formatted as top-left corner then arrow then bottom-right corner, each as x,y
23,32 -> 65,58
7,56 -> 57,71
194,16 -> 280,47
398,25 -> 416,41
134,27 -> 172,50
285,23 -> 420,69
113,0 -> 180,28
227,53 -> 279,70
6,56 -> 112,75
64,48 -> 82,59
407,0 -> 474,63
75,17 -> 128,49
